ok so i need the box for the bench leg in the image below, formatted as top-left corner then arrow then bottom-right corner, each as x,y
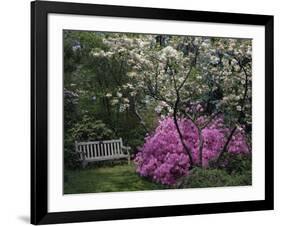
128,156 -> 130,165
82,160 -> 88,168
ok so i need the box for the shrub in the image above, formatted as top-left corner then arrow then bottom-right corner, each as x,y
211,152 -> 252,174
64,88 -> 79,131
134,116 -> 250,185
179,167 -> 252,188
70,115 -> 115,141
64,149 -> 81,169
64,115 -> 115,169
134,117 -> 190,185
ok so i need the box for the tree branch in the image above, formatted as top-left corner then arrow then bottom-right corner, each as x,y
133,109 -> 149,133
173,97 -> 194,167
177,47 -> 199,92
216,126 -> 237,162
216,56 -> 250,164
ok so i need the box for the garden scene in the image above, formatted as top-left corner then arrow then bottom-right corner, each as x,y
63,31 -> 252,194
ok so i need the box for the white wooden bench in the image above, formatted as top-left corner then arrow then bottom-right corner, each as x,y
75,138 -> 131,167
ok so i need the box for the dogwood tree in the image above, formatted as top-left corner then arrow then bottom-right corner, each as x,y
92,33 -> 252,169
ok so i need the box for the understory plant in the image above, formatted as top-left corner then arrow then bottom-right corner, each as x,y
134,116 -> 250,185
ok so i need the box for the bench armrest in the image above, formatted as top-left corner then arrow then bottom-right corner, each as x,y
121,146 -> 131,155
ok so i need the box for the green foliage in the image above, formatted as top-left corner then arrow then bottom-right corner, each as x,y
119,126 -> 146,154
181,153 -> 252,188
64,114 -> 115,169
210,152 -> 252,174
64,138 -> 81,169
70,115 -> 115,141
63,30 -> 143,156
63,30 -> 106,75
63,30 -> 252,187
180,167 -> 251,188
64,89 -> 79,131
64,164 -> 167,194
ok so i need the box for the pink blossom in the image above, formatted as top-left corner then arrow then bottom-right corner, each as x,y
134,116 -> 250,185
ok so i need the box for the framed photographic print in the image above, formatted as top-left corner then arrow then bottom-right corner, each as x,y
31,0 -> 274,224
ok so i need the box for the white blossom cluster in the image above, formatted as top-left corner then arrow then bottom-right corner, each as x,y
91,33 -> 252,125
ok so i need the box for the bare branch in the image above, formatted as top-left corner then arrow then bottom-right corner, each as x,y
216,56 -> 251,164
133,109 -> 149,133
216,126 -> 237,162
177,65 -> 194,92
177,47 -> 199,92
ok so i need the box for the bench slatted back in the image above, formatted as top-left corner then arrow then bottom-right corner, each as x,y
76,138 -> 126,160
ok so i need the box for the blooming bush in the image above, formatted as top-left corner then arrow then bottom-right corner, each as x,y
134,117 -> 190,185
134,116 -> 250,185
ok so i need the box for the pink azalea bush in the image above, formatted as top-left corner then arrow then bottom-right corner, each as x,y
134,116 -> 250,185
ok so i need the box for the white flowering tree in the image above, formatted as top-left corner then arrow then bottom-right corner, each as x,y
92,33 -> 252,168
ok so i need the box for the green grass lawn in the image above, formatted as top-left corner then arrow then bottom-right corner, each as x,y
64,164 -> 167,194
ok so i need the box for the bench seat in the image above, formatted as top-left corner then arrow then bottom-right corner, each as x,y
75,138 -> 130,167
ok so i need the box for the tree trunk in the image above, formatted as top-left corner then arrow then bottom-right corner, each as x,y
173,98 -> 194,167
216,126 -> 237,164
134,110 -> 149,133
198,128 -> 204,167
129,97 -> 149,133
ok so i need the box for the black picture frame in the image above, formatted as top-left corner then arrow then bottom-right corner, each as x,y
31,0 -> 274,224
